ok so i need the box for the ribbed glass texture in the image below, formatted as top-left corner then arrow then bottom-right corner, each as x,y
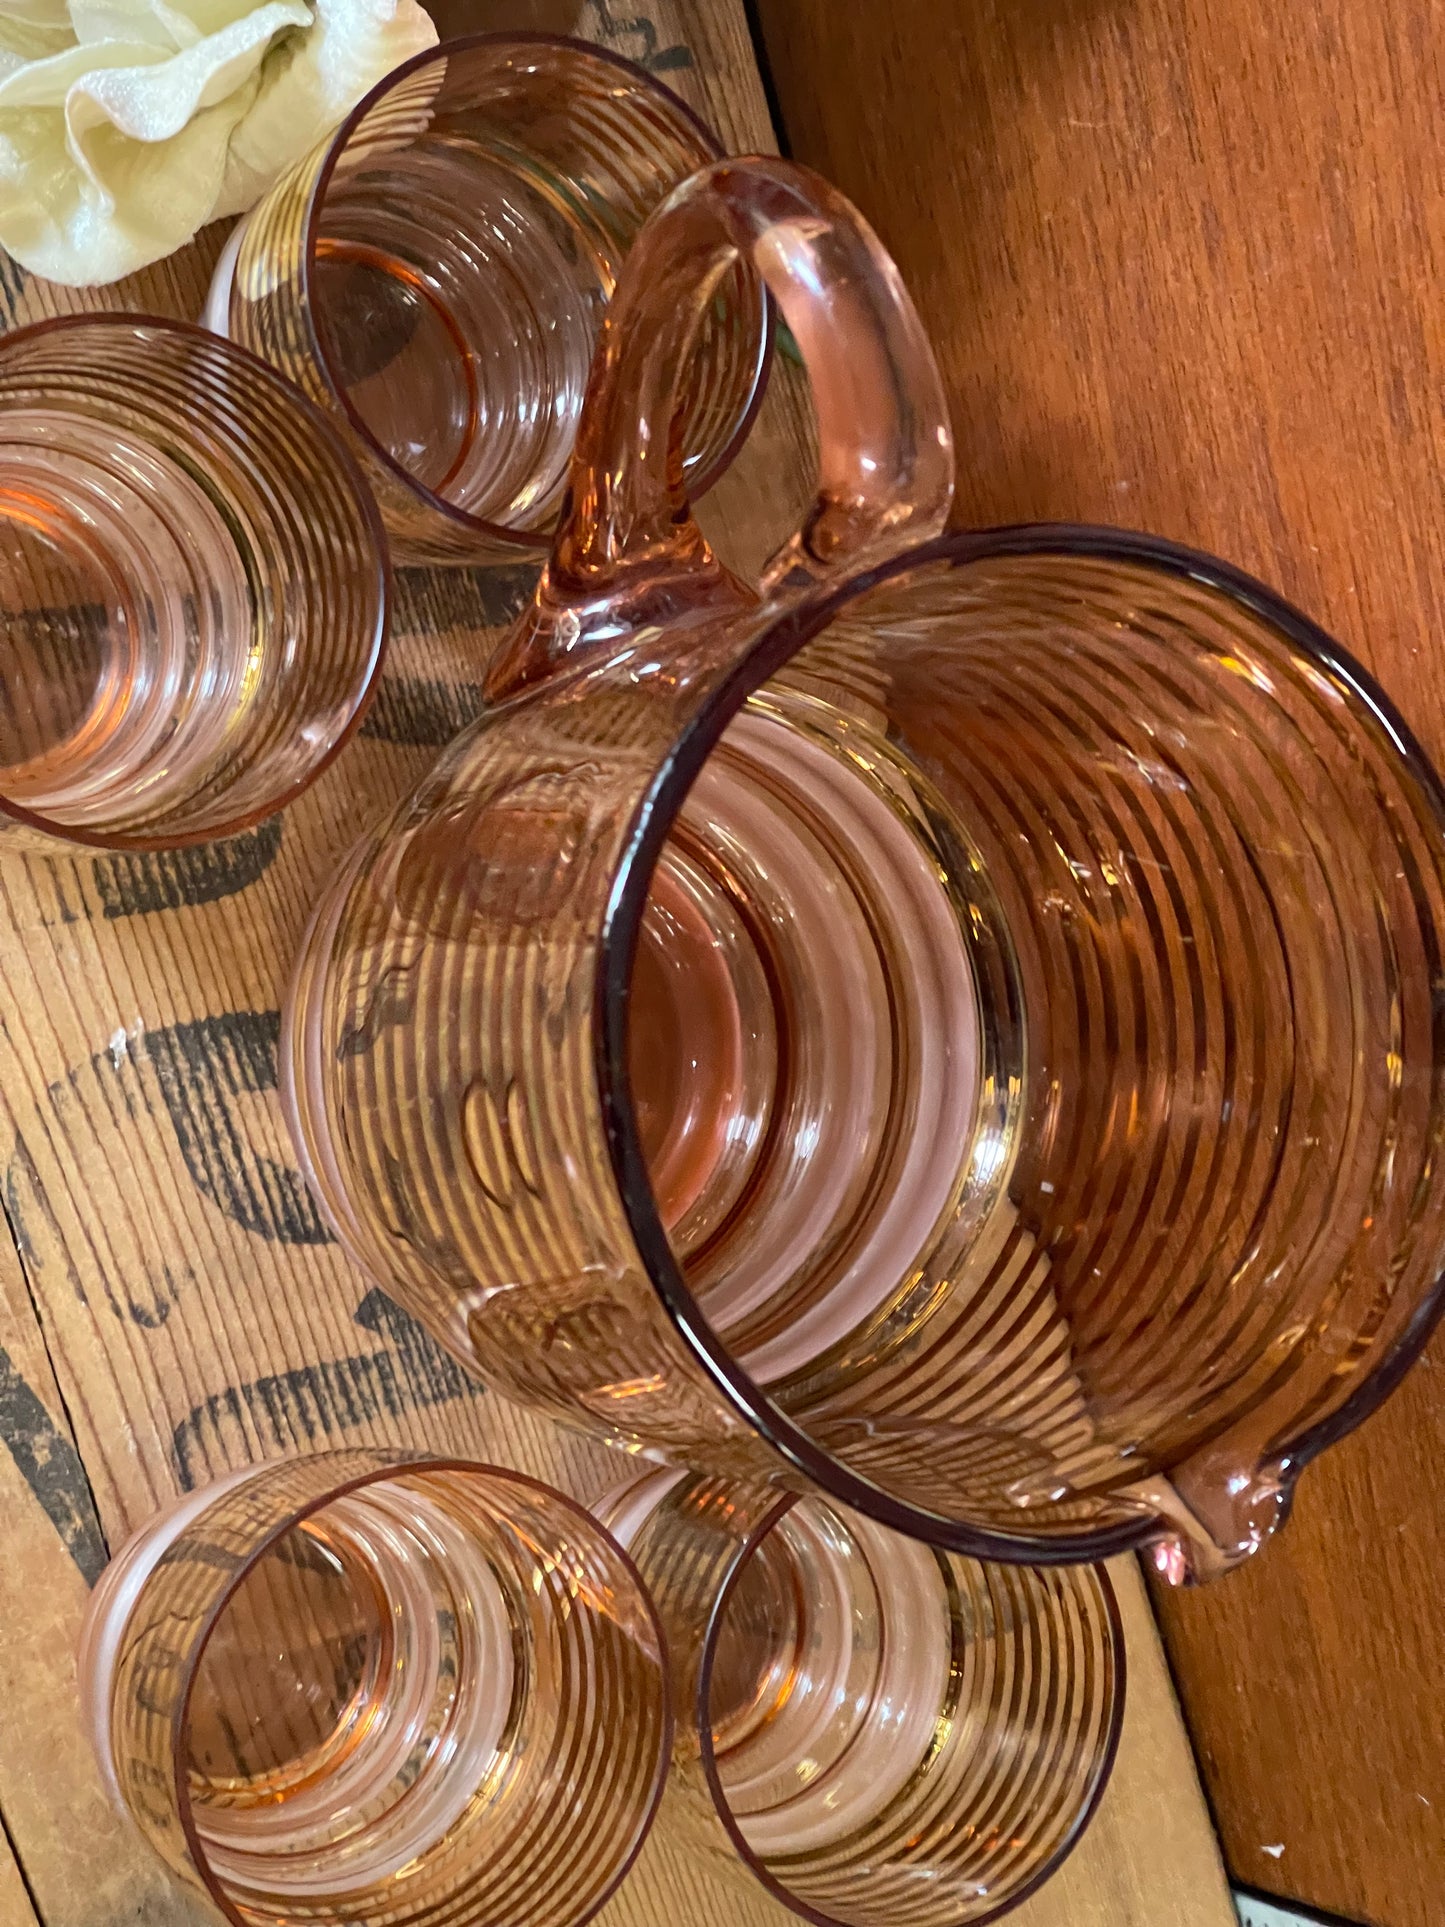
603,1471 -> 1122,1927
0,317 -> 388,849
77,1452 -> 670,1927
226,34 -> 767,564
756,544 -> 1445,1574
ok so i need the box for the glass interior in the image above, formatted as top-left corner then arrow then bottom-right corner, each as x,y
309,40 -> 763,533
0,484 -> 133,781
0,320 -> 386,846
315,141 -> 605,530
627,545 -> 1445,1567
186,1521 -> 378,1799
628,695 -> 1005,1386
184,1482 -> 520,1904
0,417 -> 250,827
698,1493 -> 1120,1925
91,1459 -> 670,1927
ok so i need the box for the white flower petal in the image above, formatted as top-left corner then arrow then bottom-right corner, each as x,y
0,0 -> 435,283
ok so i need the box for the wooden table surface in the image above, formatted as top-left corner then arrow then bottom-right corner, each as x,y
749,4 -> 1445,1924
0,4 -> 1238,1926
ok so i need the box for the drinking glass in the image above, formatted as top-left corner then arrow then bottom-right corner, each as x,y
598,1469 -> 1123,1926
77,1451 -> 670,1926
211,33 -> 769,564
281,155 -> 1445,1580
0,316 -> 388,851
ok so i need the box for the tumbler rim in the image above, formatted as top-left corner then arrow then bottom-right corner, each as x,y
302,30 -> 774,550
168,1451 -> 674,1927
0,311 -> 391,851
692,1489 -> 1128,1927
596,522 -> 1445,1566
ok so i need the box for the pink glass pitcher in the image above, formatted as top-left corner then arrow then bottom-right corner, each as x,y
283,155 -> 1445,1582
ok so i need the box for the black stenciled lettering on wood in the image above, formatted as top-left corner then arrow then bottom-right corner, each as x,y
6,1121 -> 180,1327
125,1265 -> 187,1330
170,1290 -> 480,1489
91,817 -> 283,918
6,1011 -> 327,1334
4,1134 -> 90,1309
360,675 -> 486,749
18,818 -> 281,929
142,1010 -> 333,1245
352,1287 -> 474,1403
0,1345 -> 109,1584
590,0 -> 693,68
39,861 -> 84,925
359,567 -> 537,745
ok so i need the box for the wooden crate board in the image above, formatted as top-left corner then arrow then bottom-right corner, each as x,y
0,4 -> 1234,1924
0,1837 -> 39,1927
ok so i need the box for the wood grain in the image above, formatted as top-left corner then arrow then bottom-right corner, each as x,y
0,1233 -> 199,1927
0,3 -> 1228,1923
0,1836 -> 40,1927
750,3 -> 1445,1924
1025,1560 -> 1236,1927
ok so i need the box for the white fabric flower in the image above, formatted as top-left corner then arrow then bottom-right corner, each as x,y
0,0 -> 437,284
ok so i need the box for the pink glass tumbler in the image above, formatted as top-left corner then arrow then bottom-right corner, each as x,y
78,1451 -> 671,1927
0,316 -> 388,850
211,34 -> 769,565
598,1468 -> 1124,1927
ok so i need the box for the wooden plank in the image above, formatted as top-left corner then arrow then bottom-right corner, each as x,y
749,4 -> 1445,1924
0,3 -> 1227,1924
0,1225 -> 196,1925
0,1833 -> 41,1927
1029,1562 -> 1235,1927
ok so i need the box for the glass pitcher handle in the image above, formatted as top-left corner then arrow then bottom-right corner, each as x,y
566,154 -> 953,590
489,157 -> 955,698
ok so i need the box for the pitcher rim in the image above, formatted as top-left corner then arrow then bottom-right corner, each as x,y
595,521 -> 1445,1567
